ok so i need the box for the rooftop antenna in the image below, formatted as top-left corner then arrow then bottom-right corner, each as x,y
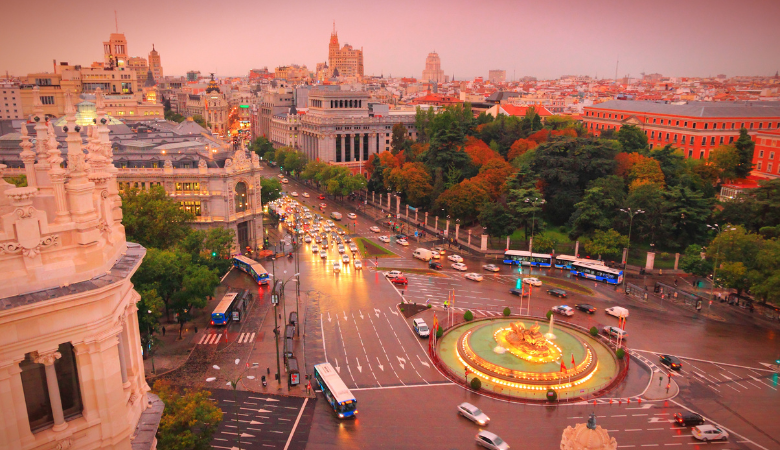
114,10 -> 118,33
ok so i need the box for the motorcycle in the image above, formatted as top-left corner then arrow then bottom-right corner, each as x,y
261,375 -> 267,387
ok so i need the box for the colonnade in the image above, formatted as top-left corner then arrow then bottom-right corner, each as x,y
298,131 -> 380,164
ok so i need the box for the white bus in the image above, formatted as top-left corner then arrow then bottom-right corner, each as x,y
503,250 -> 553,267
313,362 -> 357,419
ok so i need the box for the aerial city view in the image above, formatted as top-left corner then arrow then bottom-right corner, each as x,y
1,1 -> 779,449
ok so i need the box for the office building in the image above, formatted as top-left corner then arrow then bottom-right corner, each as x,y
328,24 -> 364,79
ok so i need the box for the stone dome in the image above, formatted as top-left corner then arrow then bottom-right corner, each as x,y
560,414 -> 617,450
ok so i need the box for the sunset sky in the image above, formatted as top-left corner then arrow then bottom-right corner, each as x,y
1,0 -> 778,80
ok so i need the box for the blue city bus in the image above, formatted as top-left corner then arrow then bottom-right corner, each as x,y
503,250 -> 553,267
571,262 -> 623,285
313,362 -> 357,419
211,292 -> 239,326
233,255 -> 270,285
554,255 -> 605,270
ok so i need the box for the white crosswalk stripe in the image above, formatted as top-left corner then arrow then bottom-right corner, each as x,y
237,332 -> 256,344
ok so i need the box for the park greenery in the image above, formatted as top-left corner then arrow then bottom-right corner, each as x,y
154,380 -> 223,450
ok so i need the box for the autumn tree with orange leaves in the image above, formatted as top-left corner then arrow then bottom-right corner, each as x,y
463,136 -> 501,167
614,152 -> 665,190
507,138 -> 538,161
386,162 -> 434,206
435,178 -> 491,222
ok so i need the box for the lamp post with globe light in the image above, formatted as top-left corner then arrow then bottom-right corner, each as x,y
206,359 -> 257,450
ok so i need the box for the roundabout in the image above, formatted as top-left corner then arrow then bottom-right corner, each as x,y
437,317 -> 623,401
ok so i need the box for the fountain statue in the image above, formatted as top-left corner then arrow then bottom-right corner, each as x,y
494,321 -> 562,363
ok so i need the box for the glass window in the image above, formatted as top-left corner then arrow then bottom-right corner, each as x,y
20,354 -> 53,431
235,182 -> 248,212
55,343 -> 83,419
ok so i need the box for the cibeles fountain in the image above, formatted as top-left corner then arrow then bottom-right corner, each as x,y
437,316 -> 623,401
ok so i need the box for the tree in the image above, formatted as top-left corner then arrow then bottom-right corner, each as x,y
192,114 -> 208,129
435,178 -> 491,223
709,145 -> 741,182
660,185 -> 713,248
616,124 -> 649,153
570,176 -> 626,239
532,234 -> 557,253
706,226 -> 764,297
282,150 -> 307,174
717,179 -> 780,233
132,248 -> 191,320
172,264 -> 219,338
261,177 -> 282,204
121,186 -> 195,250
583,229 -> 628,260
249,136 -> 274,158
505,170 -> 545,241
615,152 -> 665,191
679,244 -> 713,278
204,228 -> 235,259
463,136 -> 500,167
391,123 -> 409,154
155,380 -> 223,450
750,238 -> 780,305
137,289 -> 164,357
625,182 -> 664,243
386,162 -> 433,206
507,138 -> 538,161
733,128 -> 755,178
164,109 -> 185,123
478,202 -> 516,239
473,158 -> 514,200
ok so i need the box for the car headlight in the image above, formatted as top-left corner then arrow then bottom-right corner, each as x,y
478,420 -> 486,425
338,413 -> 344,418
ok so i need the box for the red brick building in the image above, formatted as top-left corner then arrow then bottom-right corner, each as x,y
583,100 -> 780,178
753,129 -> 780,177
409,92 -> 463,107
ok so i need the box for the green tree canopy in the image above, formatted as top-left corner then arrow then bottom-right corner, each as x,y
391,123 -> 409,154
569,175 -> 626,239
583,229 -> 629,260
679,244 -> 713,278
121,186 -> 195,249
616,124 -> 649,153
249,136 -> 275,158
478,201 -> 516,238
261,177 -> 283,204
733,128 -> 755,178
155,380 -> 223,450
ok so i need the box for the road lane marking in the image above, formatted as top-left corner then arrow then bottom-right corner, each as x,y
282,398 -> 308,450
320,314 -> 328,363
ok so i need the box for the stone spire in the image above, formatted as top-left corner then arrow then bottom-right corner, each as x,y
32,87 -> 52,180
19,122 -> 37,189
46,119 -> 70,224
63,92 -> 87,180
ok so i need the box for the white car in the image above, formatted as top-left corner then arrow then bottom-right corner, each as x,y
282,178 -> 289,184
465,273 -> 484,282
430,250 -> 440,259
476,430 -> 509,450
333,261 -> 341,273
379,236 -> 391,243
342,254 -> 350,263
692,425 -> 728,442
349,244 -> 358,252
451,262 -> 468,271
319,250 -> 327,259
385,270 -> 403,279
458,402 -> 490,425
354,259 -> 362,269
304,235 -> 312,243
605,306 -> 630,319
396,239 -> 409,246
523,277 -> 542,287
347,213 -> 357,219
311,244 -> 319,253
277,174 -> 284,178
369,226 -> 380,232
603,326 -> 627,339
482,264 -> 500,272
447,254 -> 463,263
291,191 -> 298,197
338,244 -> 346,254
302,192 -> 310,198
552,305 -> 574,316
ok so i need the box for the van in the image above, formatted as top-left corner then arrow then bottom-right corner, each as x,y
413,318 -> 430,338
605,306 -> 630,319
413,248 -> 433,262
330,212 -> 342,221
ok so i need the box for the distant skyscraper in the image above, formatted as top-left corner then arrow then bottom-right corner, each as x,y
103,32 -> 128,68
328,23 -> 364,79
489,70 -> 506,84
148,44 -> 163,81
422,52 -> 445,84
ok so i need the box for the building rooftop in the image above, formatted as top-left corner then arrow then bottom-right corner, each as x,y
588,100 -> 780,117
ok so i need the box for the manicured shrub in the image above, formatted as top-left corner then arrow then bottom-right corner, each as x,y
546,388 -> 557,402
470,377 -> 482,390
436,327 -> 444,338
589,326 -> 599,337
503,307 -> 511,316
427,303 -> 433,308
616,348 -> 625,360
546,310 -> 553,320
464,310 -> 474,321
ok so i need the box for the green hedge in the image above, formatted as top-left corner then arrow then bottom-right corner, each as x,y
464,310 -> 474,321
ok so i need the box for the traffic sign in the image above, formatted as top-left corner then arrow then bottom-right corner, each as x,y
272,295 -> 279,305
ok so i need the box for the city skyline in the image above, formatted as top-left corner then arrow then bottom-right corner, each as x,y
1,0 -> 778,80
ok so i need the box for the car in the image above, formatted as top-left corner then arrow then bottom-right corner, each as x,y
311,244 -> 319,252
603,326 -> 627,339
318,194 -> 325,200
304,235 -> 312,243
430,250 -> 440,259
369,226 -> 380,232
692,425 -> 728,442
282,178 -> 289,184
482,264 -> 500,272
457,402 -> 490,426
522,277 -> 542,287
574,304 -> 597,314
660,354 -> 683,371
413,318 -> 430,337
605,306 -> 630,319
314,235 -> 322,243
385,270 -> 403,279
509,288 -> 524,296
674,412 -> 704,427
547,288 -> 567,298
319,250 -> 328,259
319,202 -> 327,208
333,261 -> 341,273
396,239 -> 409,246
342,254 -> 350,263
354,259 -> 362,269
338,229 -> 346,235
451,262 -> 468,271
277,174 -> 284,178
337,244 -> 345,253
447,254 -> 463,263
347,213 -> 357,219
291,191 -> 298,197
475,430 -> 509,450
379,236 -> 391,243
395,234 -> 407,240
432,246 -> 446,255
349,244 -> 358,252
429,260 -> 442,270
302,192 -> 310,198
321,241 -> 328,249
551,305 -> 574,316
465,272 -> 484,282
391,276 -> 408,285
344,236 -> 352,243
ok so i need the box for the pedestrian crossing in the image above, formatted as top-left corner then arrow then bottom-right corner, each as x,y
197,332 -> 256,345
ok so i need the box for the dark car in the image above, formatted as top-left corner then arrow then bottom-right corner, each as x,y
547,288 -> 567,298
510,288 -> 524,296
674,412 -> 704,427
575,304 -> 597,314
391,276 -> 408,285
660,354 -> 683,371
429,261 -> 443,270
395,234 -> 407,240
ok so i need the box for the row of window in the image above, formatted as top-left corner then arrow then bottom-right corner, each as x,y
176,182 -> 200,191
180,201 -> 202,216
20,343 -> 83,432
756,161 -> 780,174
586,111 -> 779,131
758,150 -> 776,160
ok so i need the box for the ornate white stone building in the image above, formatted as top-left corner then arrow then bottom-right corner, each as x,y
0,88 -> 161,448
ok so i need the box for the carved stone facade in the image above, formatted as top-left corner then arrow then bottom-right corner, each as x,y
0,87 -> 159,449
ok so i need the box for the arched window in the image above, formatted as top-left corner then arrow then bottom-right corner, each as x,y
235,182 -> 248,213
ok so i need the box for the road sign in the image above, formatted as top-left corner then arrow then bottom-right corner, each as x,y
272,294 -> 279,305
415,231 -> 419,237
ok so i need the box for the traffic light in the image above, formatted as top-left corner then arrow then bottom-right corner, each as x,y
211,251 -> 217,257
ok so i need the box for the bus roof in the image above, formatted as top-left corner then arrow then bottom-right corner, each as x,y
556,255 -> 605,265
504,250 -> 552,258
572,261 -> 622,274
214,292 -> 238,315
314,362 -> 355,404
234,255 -> 268,275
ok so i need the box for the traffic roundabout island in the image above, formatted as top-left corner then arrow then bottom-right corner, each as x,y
435,317 -> 624,402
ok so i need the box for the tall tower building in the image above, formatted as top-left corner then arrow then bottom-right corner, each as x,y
422,52 -> 445,84
103,33 -> 128,68
327,22 -> 364,79
148,44 -> 163,81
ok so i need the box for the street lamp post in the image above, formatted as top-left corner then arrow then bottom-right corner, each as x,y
524,198 -> 546,256
706,224 -> 736,314
206,360 -> 257,450
619,208 -> 645,293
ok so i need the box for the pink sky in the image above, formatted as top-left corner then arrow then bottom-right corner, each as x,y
1,0 -> 778,80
